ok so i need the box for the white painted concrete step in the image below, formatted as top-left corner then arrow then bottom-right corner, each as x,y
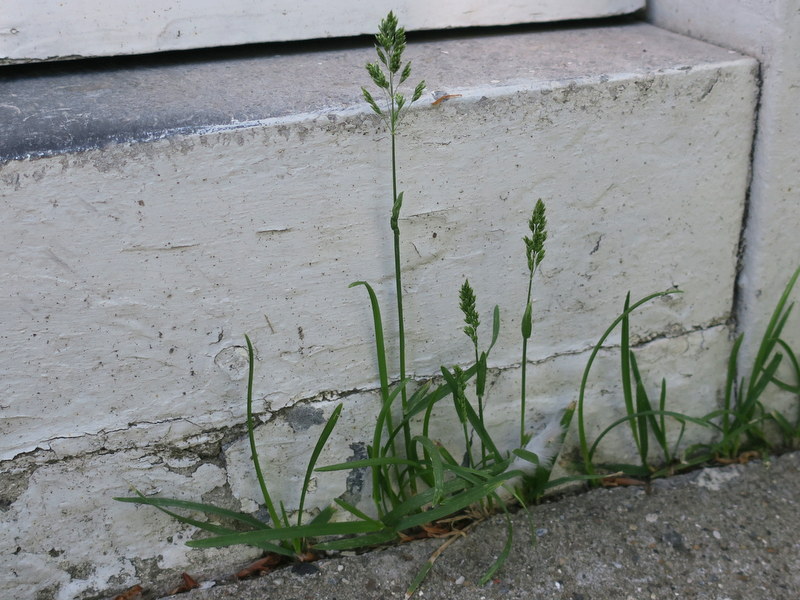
0,22 -> 759,600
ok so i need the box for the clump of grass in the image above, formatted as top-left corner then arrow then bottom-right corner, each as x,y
576,291 -> 713,480
117,12 -> 576,595
330,15 -> 572,588
115,336 -> 361,558
705,265 -> 800,459
576,266 -> 800,482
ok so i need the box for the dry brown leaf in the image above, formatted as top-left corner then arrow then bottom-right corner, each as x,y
167,572 -> 200,595
297,551 -> 318,562
235,554 -> 283,580
600,476 -> 647,487
112,584 -> 143,600
715,450 -> 761,465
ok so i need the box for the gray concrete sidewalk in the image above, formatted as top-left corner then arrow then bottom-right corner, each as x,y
164,453 -> 800,600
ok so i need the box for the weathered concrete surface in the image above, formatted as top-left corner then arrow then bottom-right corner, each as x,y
0,23 -> 760,599
166,452 -> 800,600
647,0 -> 800,416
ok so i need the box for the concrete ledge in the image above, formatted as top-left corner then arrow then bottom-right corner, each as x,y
0,23 -> 758,599
0,22 -> 751,162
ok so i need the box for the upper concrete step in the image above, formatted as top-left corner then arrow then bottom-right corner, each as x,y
1,22 -> 748,162
2,1 -> 644,62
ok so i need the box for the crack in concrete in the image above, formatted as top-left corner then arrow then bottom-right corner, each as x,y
2,321 -> 729,468
732,60 -> 764,339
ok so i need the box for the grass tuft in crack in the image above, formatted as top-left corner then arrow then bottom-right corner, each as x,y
576,266 -> 800,483
704,265 -> 800,460
116,12 -> 576,593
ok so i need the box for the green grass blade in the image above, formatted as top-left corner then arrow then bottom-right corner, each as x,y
771,339 -> 800,394
656,377 -> 668,448
313,529 -> 397,551
747,353 -> 783,410
651,378 -> 673,461
333,498 -> 382,526
670,415 -> 688,462
350,280 -> 392,411
114,492 -> 294,556
770,410 -> 795,441
476,351 -> 488,399
630,351 -> 651,467
405,363 -> 478,420
186,520 -> 384,549
412,435 -> 445,505
114,495 -> 269,530
440,366 -> 466,423
309,505 -> 336,526
577,290 -> 682,474
406,558 -> 436,599
512,448 -> 541,465
723,334 -> 744,435
404,380 -> 433,415
244,335 -> 281,526
316,456 -> 420,471
279,501 -> 292,529
746,266 -> 800,400
478,503 -> 514,585
620,293 -> 639,451
441,460 -> 502,485
394,471 -> 519,531
379,378 -> 416,455
351,280 -> 403,514
278,501 -> 299,553
462,400 -> 503,463
488,305 -> 501,352
298,403 -> 343,527
381,478 -> 471,528
588,409 -> 711,462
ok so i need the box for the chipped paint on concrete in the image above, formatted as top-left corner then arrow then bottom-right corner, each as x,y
695,463 -> 744,491
1,448 -> 261,600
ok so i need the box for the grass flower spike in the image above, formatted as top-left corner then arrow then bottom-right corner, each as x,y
362,11 -> 426,134
520,199 -> 547,444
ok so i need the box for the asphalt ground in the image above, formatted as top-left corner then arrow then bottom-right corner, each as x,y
159,452 -> 800,600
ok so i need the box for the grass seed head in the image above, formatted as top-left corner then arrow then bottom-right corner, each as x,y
525,199 -> 547,273
459,280 -> 480,347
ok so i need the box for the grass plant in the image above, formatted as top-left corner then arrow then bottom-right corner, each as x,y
577,291 -> 714,479
577,266 -> 800,481
115,335 -> 361,558
703,265 -> 800,459
117,12 -> 574,595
